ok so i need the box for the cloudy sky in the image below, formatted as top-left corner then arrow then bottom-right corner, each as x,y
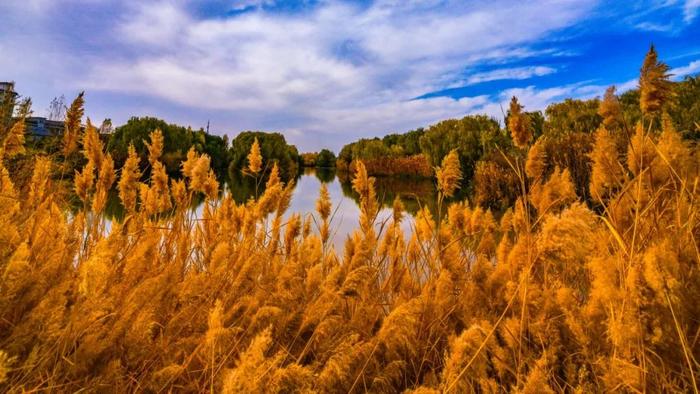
2,0 -> 700,151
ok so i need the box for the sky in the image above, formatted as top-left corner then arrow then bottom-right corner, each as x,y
2,0 -> 700,152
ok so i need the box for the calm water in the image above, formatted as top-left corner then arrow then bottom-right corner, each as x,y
104,168 -> 439,250
230,168 -> 438,250
280,168 -> 436,250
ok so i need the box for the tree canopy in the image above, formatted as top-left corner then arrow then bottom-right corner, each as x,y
108,117 -> 230,177
228,131 -> 300,181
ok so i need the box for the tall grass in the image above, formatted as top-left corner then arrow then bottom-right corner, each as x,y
1,55 -> 699,392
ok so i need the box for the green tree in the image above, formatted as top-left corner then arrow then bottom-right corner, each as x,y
316,149 -> 336,168
381,128 -> 425,156
228,131 -> 299,181
528,110 -> 545,140
109,117 -> 229,178
668,75 -> 700,139
352,138 -> 393,160
419,115 -> 500,181
544,98 -> 602,137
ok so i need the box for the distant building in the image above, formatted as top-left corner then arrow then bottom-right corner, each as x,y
2,83 -> 98,139
1,82 -> 66,138
25,117 -> 65,137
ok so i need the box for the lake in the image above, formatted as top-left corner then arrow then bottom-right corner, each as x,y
230,168 -> 437,250
102,167 -> 439,250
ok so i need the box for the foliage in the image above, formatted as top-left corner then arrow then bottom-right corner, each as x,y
667,75 -> 700,139
301,149 -> 337,168
316,149 -> 336,168
619,88 -> 643,127
1,46 -> 699,393
420,115 -> 502,180
337,128 -> 426,173
108,116 -> 229,177
342,154 -> 433,178
382,128 -> 425,156
543,98 -> 601,138
228,131 -> 300,181
300,152 -> 318,167
2,95 -> 698,392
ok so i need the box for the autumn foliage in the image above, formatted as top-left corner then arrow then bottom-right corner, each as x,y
339,154 -> 433,178
0,47 -> 699,393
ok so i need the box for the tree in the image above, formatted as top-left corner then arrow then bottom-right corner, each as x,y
109,117 -> 229,178
381,128 -> 424,156
301,152 -> 318,167
668,75 -> 700,139
528,110 -> 545,140
110,117 -> 190,175
544,98 -> 601,137
228,131 -> 299,181
619,89 -> 642,127
352,138 -> 392,160
316,149 -> 336,168
47,95 -> 66,121
337,142 -> 352,159
420,115 -> 500,182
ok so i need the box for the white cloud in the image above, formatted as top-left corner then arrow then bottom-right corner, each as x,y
0,0 -> 111,14
119,2 -> 192,46
684,0 -> 700,22
21,0 -> 689,151
458,66 -> 557,86
634,21 -> 675,32
672,59 -> 700,77
229,0 -> 277,10
76,0 -> 596,149
615,79 -> 640,93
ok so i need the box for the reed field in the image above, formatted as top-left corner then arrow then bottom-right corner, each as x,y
0,48 -> 699,393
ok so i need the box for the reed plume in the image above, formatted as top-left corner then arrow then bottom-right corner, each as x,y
62,92 -> 84,157
639,45 -> 672,116
508,96 -> 532,148
0,58 -> 698,393
435,149 -> 462,198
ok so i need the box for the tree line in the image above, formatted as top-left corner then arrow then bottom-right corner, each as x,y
337,46 -> 699,209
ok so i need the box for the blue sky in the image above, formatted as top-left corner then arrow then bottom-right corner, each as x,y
2,0 -> 700,151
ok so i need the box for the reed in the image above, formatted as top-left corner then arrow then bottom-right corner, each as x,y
0,48 -> 698,393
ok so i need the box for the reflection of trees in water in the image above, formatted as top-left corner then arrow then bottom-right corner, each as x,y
102,188 -> 207,222
227,171 -> 302,204
106,170 -> 299,211
102,168 -> 461,221
314,167 -> 336,183
226,174 -> 258,204
303,167 -> 336,183
338,174 -> 438,216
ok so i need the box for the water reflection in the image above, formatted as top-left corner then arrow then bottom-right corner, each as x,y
336,171 -> 437,216
104,168 -> 441,250
287,168 -> 435,249
313,167 -> 336,183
